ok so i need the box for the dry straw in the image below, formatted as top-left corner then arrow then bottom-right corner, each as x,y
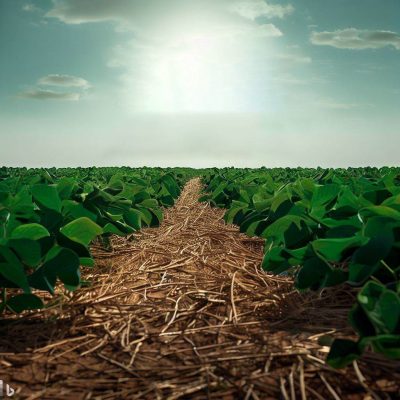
1,179 -> 399,399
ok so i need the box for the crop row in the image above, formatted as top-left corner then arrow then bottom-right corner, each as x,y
200,167 -> 400,368
0,167 -> 189,313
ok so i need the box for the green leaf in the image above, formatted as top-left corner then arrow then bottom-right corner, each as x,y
348,263 -> 381,285
252,193 -> 272,212
61,200 -> 97,221
10,223 -> 50,240
32,184 -> 62,212
324,268 -> 348,287
42,247 -> 81,288
312,236 -> 368,262
261,215 -> 309,248
262,246 -> 291,274
56,178 -> 77,200
136,207 -> 152,226
378,291 -> 400,333
368,335 -> 400,359
10,187 -> 35,218
224,206 -> 245,225
149,207 -> 163,226
79,257 -> 94,267
360,205 -> 400,220
335,187 -> 361,215
60,217 -> 103,246
0,246 -> 30,292
7,293 -> 44,313
8,239 -> 42,267
103,222 -> 133,235
357,281 -> 384,312
312,184 -> 340,207
326,339 -> 362,369
123,209 -> 143,230
139,199 -> 159,209
352,234 -> 393,266
28,268 -> 56,294
349,304 -> 376,337
357,282 -> 400,334
295,257 -> 330,291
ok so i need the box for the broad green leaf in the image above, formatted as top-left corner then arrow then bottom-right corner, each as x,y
42,247 -> 81,288
349,234 -> 393,283
8,239 -> 41,267
10,223 -> 50,240
261,215 -> 309,248
324,268 -> 348,287
378,291 -> 400,333
326,339 -> 362,369
56,178 -> 77,200
139,199 -> 159,209
295,257 -> 330,291
357,281 -> 384,310
124,209 -> 142,230
79,257 -> 94,267
349,304 -> 376,337
61,200 -> 97,221
349,263 -> 380,285
60,217 -> 103,246
0,246 -> 30,292
28,268 -> 56,294
7,293 -> 44,313
360,205 -> 400,220
103,222 -> 133,235
311,184 -> 340,207
32,184 -> 62,212
312,236 -> 368,262
368,335 -> 400,359
262,246 -> 291,275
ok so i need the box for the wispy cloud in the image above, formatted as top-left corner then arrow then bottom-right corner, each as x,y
17,74 -> 90,101
22,3 -> 40,12
229,0 -> 294,20
47,0 -> 294,28
311,28 -> 400,50
17,89 -> 81,101
38,74 -> 90,88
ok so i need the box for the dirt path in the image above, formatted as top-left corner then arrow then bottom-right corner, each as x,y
1,179 -> 399,399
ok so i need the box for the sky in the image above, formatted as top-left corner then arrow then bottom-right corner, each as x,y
0,0 -> 399,168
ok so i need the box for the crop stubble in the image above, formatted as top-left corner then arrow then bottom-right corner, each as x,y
0,178 -> 399,399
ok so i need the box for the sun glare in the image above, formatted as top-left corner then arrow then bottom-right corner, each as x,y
144,33 -> 227,112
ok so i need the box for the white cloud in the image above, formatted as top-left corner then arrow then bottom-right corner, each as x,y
17,89 -> 81,101
229,0 -> 294,20
45,1 -> 296,113
17,74 -> 90,101
46,0 -> 292,33
22,3 -> 40,12
255,23 -> 283,37
311,28 -> 400,50
38,74 -> 90,88
46,0 -> 216,28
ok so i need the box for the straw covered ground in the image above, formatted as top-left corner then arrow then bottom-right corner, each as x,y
1,178 -> 399,399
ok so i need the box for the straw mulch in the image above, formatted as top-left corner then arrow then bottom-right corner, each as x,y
1,178 -> 399,399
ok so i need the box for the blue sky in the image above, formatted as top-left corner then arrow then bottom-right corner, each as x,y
0,0 -> 399,167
